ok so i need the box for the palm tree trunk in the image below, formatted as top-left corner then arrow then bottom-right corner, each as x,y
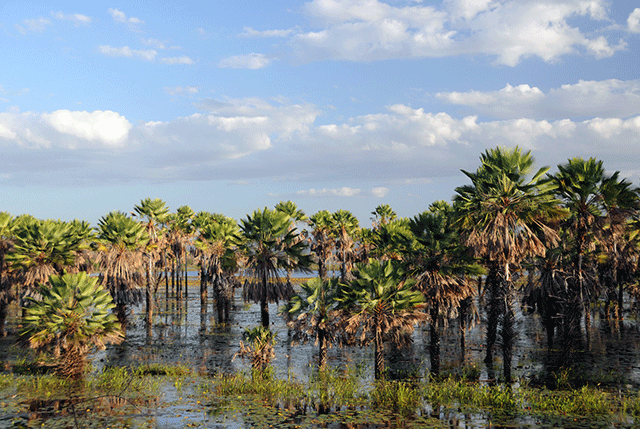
184,252 -> 188,299
374,330 -> 384,380
318,327 -> 327,369
459,297 -> 469,363
429,304 -> 440,377
485,266 -> 500,364
261,270 -> 269,327
502,284 -> 515,384
146,258 -> 153,329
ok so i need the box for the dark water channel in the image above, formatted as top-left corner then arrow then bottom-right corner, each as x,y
4,275 -> 640,428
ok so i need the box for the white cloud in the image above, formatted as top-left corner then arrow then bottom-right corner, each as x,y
437,79 -> 640,120
52,12 -> 92,25
108,8 -> 144,25
3,96 -> 640,190
142,38 -> 166,49
16,17 -> 52,34
41,110 -> 132,147
163,86 -> 198,96
160,56 -> 195,65
218,53 -> 272,69
285,0 -> 622,65
629,8 -> 640,33
371,187 -> 389,197
239,26 -> 297,37
98,45 -> 158,61
297,187 -> 362,197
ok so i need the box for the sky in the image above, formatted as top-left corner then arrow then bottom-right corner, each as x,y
1,0 -> 640,226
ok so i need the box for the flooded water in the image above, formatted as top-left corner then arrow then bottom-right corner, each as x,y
4,276 -> 640,427
101,283 -> 640,388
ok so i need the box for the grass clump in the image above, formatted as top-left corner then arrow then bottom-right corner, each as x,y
135,362 -> 191,377
370,380 -> 422,417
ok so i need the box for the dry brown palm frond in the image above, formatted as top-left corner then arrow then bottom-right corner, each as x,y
342,307 -> 428,348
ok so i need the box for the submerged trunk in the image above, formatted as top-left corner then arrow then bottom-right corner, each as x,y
502,284 -> 515,384
429,304 -> 440,377
260,270 -> 269,328
374,329 -> 384,380
318,327 -> 328,369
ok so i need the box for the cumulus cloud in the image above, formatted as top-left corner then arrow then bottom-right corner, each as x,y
98,45 -> 158,61
437,79 -> 640,120
3,96 -> 640,191
218,53 -> 272,69
283,0 -> 623,65
41,110 -> 132,147
629,9 -> 640,33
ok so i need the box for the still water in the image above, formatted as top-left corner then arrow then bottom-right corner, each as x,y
4,277 -> 640,428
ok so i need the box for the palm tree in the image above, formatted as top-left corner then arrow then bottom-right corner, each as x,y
281,277 -> 342,369
235,326 -> 276,378
22,272 -> 123,379
95,211 -> 149,324
331,210 -> 360,282
133,198 -> 170,327
275,201 -> 308,286
371,204 -> 397,228
240,207 -> 311,327
337,259 -> 427,380
369,219 -> 413,262
0,212 -> 15,337
195,214 -> 241,323
455,146 -> 564,383
551,158 -> 637,332
597,174 -> 640,319
308,210 -> 335,281
170,205 -> 195,299
407,202 -> 479,376
6,218 -> 85,300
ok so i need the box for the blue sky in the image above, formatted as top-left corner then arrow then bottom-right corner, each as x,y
2,0 -> 640,225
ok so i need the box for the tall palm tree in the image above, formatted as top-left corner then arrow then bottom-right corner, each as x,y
240,207 -> 311,327
331,210 -> 360,282
168,206 -> 195,299
282,277 -> 343,369
308,210 -> 335,281
597,174 -> 640,319
275,201 -> 308,286
95,211 -> 149,324
371,204 -> 397,228
455,146 -> 564,383
134,198 -> 170,327
369,219 -> 413,262
195,214 -> 241,323
407,201 -> 479,376
337,259 -> 427,380
551,158 -> 637,332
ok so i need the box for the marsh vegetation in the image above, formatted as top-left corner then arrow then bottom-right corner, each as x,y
3,148 -> 640,427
